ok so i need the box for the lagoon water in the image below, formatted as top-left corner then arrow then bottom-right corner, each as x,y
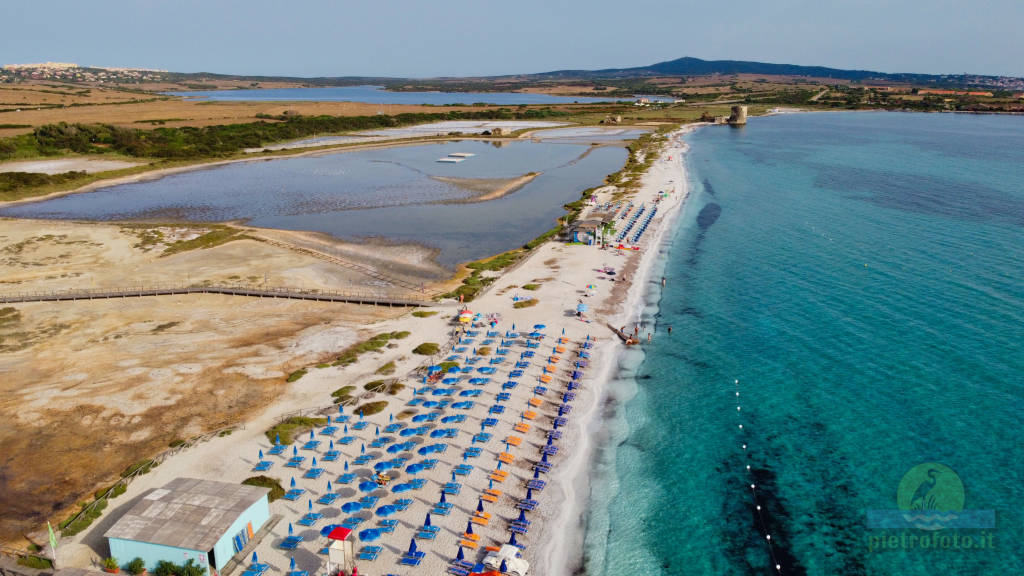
1,140 -> 626,267
167,85 -> 642,105
584,112 -> 1023,575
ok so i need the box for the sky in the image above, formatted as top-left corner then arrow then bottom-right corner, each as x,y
3,0 -> 1021,78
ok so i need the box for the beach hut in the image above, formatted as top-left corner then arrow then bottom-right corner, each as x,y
105,478 -> 271,574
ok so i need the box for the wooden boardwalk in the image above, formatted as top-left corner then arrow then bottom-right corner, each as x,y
0,284 -> 435,307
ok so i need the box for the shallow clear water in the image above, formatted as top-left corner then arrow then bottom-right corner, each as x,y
585,112 -> 1024,575
165,85 -> 653,105
2,140 -> 626,267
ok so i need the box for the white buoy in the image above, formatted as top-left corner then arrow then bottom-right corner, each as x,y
750,484 -> 756,489
742,444 -> 747,449
766,535 -> 771,540
746,465 -> 751,470
756,505 -> 761,510
737,406 -> 741,411
738,424 -> 743,429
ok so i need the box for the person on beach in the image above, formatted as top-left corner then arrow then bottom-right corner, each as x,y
647,332 -> 652,343
661,276 -> 667,287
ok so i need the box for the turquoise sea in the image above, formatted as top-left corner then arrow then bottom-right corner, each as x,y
583,112 -> 1023,575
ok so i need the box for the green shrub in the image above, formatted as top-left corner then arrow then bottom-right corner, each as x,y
438,361 -> 459,373
153,559 -> 205,576
121,458 -> 155,478
413,343 -> 439,355
59,498 -> 107,536
364,380 -> 388,392
125,557 -> 146,575
477,346 -> 492,356
94,482 -> 127,500
315,363 -> 330,369
333,332 -> 409,366
356,401 -> 389,416
513,299 -> 538,309
242,476 -> 285,502
104,557 -> 120,571
375,361 -> 396,375
411,310 -> 438,318
265,416 -> 327,445
522,283 -> 540,290
331,385 -> 355,399
286,369 -> 307,382
18,556 -> 53,570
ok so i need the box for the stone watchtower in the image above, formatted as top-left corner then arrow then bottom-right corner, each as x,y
728,105 -> 748,125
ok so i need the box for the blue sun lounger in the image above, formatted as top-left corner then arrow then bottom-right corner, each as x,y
509,370 -> 524,378
352,421 -> 369,430
527,479 -> 546,490
283,488 -> 305,501
279,535 -> 303,550
354,455 -> 372,465
268,444 -> 288,456
489,405 -> 506,415
252,461 -> 273,472
453,464 -> 473,475
432,502 -> 453,515
337,473 -> 356,484
322,450 -> 340,462
442,482 -> 461,495
285,457 -> 305,468
394,498 -> 413,511
379,519 -> 398,533
407,397 -> 424,406
359,546 -> 382,561
337,435 -> 356,445
473,432 -> 491,443
416,529 -> 438,540
303,467 -> 325,479
482,418 -> 499,427
463,447 -> 482,459
297,512 -> 322,527
317,493 -> 339,505
516,361 -> 530,369
301,440 -> 321,451
319,425 -> 338,436
400,554 -> 423,567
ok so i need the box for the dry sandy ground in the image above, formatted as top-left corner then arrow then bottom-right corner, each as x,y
0,158 -> 142,174
51,129 -> 693,576
0,218 -> 450,543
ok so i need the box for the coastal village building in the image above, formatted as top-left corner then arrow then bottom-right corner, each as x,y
104,478 -> 271,575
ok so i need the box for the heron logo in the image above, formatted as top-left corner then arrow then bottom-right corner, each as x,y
896,462 -> 964,530
866,461 -> 995,534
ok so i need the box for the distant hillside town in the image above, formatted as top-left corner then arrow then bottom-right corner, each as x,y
1,62 -> 169,83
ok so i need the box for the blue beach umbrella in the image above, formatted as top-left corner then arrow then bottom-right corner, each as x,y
292,446 -> 298,457
374,461 -> 394,472
376,426 -> 380,436
408,539 -> 418,555
477,499 -> 484,513
251,552 -> 258,564
288,522 -> 294,535
309,430 -> 315,440
329,440 -> 335,450
344,460 -> 350,471
456,546 -> 465,561
289,558 -> 296,571
500,559 -> 508,572
517,509 -> 527,523
358,528 -> 381,542
290,477 -> 297,488
465,521 -> 474,535
344,424 -> 349,433
327,480 -> 333,492
307,499 -> 313,512
376,504 -> 397,517
274,433 -> 281,445
534,324 -> 545,330
428,365 -> 442,373
448,366 -> 459,373
258,449 -> 264,460
526,488 -> 533,500
312,457 -> 318,467
424,512 -> 432,527
389,413 -> 394,422
341,501 -> 363,514
361,443 -> 366,454
392,483 -> 413,494
358,481 -> 378,493
439,491 -> 447,504
442,377 -> 459,385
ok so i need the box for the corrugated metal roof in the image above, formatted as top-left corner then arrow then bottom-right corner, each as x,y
104,478 -> 269,551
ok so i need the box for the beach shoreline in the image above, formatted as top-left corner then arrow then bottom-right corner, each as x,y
531,124 -> 701,576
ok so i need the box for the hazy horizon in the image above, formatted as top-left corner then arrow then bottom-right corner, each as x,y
4,0 -> 1022,78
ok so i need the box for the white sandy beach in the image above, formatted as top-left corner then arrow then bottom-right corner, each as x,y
54,126 -> 695,576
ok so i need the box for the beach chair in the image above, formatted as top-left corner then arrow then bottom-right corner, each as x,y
322,450 -> 340,462
360,495 -> 380,507
471,516 -> 489,527
359,546 -> 382,561
409,478 -> 427,489
448,566 -> 471,576
514,422 -> 531,433
498,452 -> 515,464
352,421 -> 369,430
400,555 -> 423,567
508,524 -> 528,535
394,498 -> 413,511
301,440 -> 321,451
482,418 -> 499,427
285,456 -> 306,468
283,489 -> 305,501
462,532 -> 480,542
268,444 -> 288,456
523,410 -> 537,420
459,539 -> 478,549
496,392 -> 511,402
529,397 -> 543,407
527,479 -> 547,490
337,473 -> 356,484
279,535 -> 303,550
337,435 -> 356,445
303,468 -> 324,479
534,462 -> 552,474
542,445 -> 558,456
488,473 -> 506,483
297,512 -> 322,527
442,482 -> 461,495
480,493 -> 498,504
473,433 -> 491,444
562,392 -> 576,402
464,447 -> 482,459
553,417 -> 568,427
509,370 -> 524,378
454,464 -> 473,475
502,381 -> 519,390
515,361 -> 530,369
379,519 -> 398,533
320,425 -> 338,436
539,374 -> 553,384
407,397 -> 424,406
432,502 -> 453,516
316,493 -> 339,505
489,405 -> 506,415
252,461 -> 273,472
